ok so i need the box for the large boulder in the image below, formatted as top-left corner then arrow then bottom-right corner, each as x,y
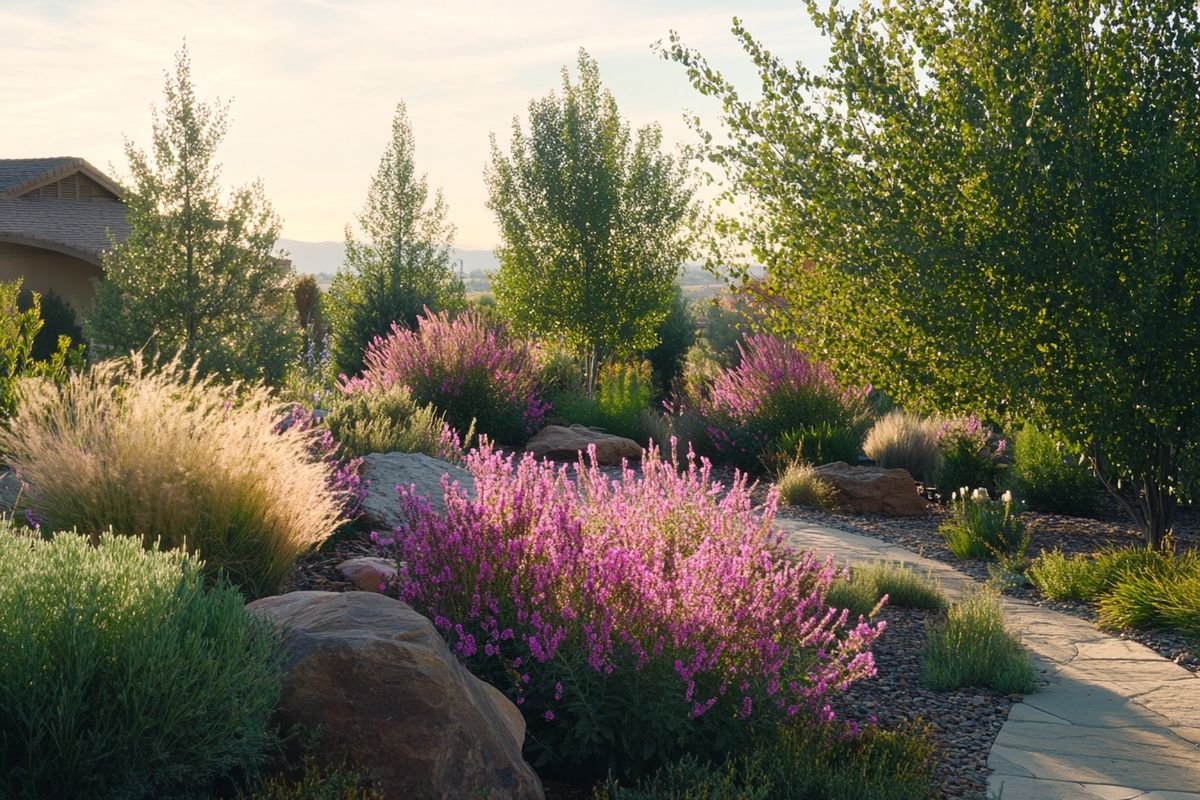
360,452 -> 475,532
247,591 -> 543,800
814,462 -> 931,517
525,424 -> 642,466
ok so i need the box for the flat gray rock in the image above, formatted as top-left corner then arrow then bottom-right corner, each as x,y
359,452 -> 476,533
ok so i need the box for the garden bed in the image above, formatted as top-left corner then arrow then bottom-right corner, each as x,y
286,522 -> 1013,800
776,503 -> 1200,672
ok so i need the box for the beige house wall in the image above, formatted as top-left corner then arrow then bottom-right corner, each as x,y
0,241 -> 101,311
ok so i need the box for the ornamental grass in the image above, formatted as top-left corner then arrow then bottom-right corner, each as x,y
0,356 -> 344,598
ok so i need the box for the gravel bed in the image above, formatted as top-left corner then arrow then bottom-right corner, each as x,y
776,503 -> 1200,672
835,606 -> 1013,800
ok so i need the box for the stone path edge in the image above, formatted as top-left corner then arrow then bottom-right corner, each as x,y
775,519 -> 1200,800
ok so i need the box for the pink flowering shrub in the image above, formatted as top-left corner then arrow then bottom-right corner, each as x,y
341,308 -> 547,446
693,334 -> 872,473
375,442 -> 883,781
935,415 -> 1007,493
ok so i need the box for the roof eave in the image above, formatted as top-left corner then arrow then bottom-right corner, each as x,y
0,232 -> 107,266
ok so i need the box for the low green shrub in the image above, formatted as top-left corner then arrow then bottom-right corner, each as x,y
921,588 -> 1037,694
934,416 -> 1003,493
238,758 -> 384,800
1,278 -> 83,420
939,488 -> 1024,561
827,561 -> 947,619
596,360 -> 654,441
325,384 -> 467,460
1006,425 -> 1099,516
776,461 -> 838,510
549,361 -> 655,442
16,287 -> 85,362
1027,549 -> 1106,601
775,420 -> 864,469
0,356 -> 345,598
864,410 -> 941,484
595,719 -> 937,800
0,526 -> 282,800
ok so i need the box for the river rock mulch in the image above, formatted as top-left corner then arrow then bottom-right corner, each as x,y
834,605 -> 1012,800
776,502 -> 1200,673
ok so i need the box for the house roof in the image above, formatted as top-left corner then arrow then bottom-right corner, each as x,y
0,158 -> 129,265
0,197 -> 130,265
0,157 -> 124,199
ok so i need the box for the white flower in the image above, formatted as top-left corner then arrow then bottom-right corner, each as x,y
950,491 -> 958,501
1001,490 -> 1013,504
971,487 -> 990,502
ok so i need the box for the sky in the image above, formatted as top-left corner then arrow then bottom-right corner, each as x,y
1,0 -> 828,250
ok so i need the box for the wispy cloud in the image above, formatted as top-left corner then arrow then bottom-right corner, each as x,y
1,0 -> 824,247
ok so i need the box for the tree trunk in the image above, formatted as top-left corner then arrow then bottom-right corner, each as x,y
1141,478 -> 1176,552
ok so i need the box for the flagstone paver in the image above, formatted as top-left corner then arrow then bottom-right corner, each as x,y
776,518 -> 1200,800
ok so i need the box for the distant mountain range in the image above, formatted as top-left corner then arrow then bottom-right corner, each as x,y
278,239 -> 497,277
277,238 -> 736,299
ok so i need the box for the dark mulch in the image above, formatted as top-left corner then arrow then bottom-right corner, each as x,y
834,606 -> 1013,800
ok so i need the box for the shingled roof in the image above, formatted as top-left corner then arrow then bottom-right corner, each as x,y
0,197 -> 130,263
0,157 -> 128,265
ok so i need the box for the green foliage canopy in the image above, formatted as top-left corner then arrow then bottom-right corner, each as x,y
666,1 -> 1200,547
486,49 -> 695,392
86,45 -> 295,384
327,102 -> 465,377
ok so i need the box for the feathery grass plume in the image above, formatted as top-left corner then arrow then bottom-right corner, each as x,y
0,355 -> 344,598
921,588 -> 1036,694
864,410 -> 941,484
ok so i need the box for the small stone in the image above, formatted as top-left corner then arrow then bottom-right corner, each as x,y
336,556 -> 397,593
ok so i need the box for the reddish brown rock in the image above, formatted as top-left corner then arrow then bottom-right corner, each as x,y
336,557 -> 398,593
815,462 -> 931,517
247,591 -> 543,800
525,424 -> 642,465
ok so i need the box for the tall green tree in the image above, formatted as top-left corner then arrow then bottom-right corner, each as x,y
87,46 -> 295,384
327,102 -> 464,377
486,49 -> 695,394
666,2 -> 1200,549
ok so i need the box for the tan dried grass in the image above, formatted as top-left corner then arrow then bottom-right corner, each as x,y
0,355 -> 342,597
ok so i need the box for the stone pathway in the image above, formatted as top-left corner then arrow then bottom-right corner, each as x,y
776,518 -> 1200,800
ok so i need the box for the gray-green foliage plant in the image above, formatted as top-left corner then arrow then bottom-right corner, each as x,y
921,588 -> 1037,694
486,49 -> 695,395
324,384 -> 466,461
664,2 -> 1200,549
326,102 -> 465,377
0,526 -> 282,800
86,45 -> 296,384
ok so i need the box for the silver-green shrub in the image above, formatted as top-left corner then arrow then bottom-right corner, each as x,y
0,525 -> 282,800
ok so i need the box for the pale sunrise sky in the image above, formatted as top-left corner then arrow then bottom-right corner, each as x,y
1,1 -> 827,250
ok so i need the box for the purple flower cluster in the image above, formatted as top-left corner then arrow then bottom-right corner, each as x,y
693,334 -> 871,472
276,404 -> 366,516
375,440 -> 883,771
342,308 -> 547,445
